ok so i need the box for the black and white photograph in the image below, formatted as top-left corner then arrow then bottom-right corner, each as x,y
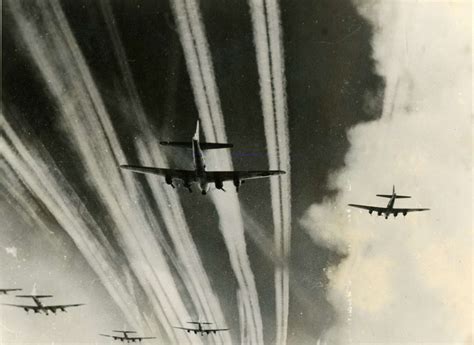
1,0 -> 471,344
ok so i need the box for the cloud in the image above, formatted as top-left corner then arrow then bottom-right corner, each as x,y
302,1 -> 471,344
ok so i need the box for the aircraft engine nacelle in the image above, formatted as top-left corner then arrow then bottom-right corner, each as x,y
369,210 -> 373,215
394,212 -> 398,217
34,309 -> 40,313
51,309 -> 57,314
377,211 -> 382,216
213,331 -> 216,334
60,307 -> 66,312
24,307 -> 29,312
215,179 -> 224,191
233,178 -> 241,191
403,211 -> 407,216
165,175 -> 174,188
233,178 -> 245,192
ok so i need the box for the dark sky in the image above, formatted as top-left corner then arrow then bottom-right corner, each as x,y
1,0 -> 383,343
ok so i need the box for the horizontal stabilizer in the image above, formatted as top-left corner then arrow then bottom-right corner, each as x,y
16,295 -> 53,298
376,194 -> 411,199
160,141 -> 233,150
376,194 -> 393,198
113,330 -> 136,334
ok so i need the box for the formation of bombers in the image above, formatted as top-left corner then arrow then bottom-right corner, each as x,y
3,121 -> 429,342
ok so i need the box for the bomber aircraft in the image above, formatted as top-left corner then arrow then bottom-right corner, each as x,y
120,121 -> 285,194
100,330 -> 156,343
0,288 -> 22,295
2,294 -> 84,315
173,321 -> 229,335
348,185 -> 430,219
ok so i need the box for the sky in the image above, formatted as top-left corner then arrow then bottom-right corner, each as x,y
1,0 -> 471,344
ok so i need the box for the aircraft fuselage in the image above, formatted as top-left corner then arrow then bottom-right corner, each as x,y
192,136 -> 210,194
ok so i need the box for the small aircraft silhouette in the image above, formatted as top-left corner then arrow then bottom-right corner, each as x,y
349,185 -> 430,219
2,294 -> 84,315
0,288 -> 22,295
173,321 -> 229,335
99,330 -> 156,343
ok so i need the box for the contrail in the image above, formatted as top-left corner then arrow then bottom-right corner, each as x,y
171,0 -> 264,344
248,0 -> 292,344
0,114 -> 150,334
99,2 -> 231,343
7,1 -> 202,343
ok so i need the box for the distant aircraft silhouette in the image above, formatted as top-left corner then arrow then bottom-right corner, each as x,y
173,321 -> 229,335
2,294 -> 84,315
349,185 -> 430,219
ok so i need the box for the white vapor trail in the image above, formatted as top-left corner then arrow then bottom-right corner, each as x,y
248,0 -> 291,344
171,0 -> 265,344
302,1 -> 471,344
99,2 -> 230,343
7,1 -> 203,343
0,114 -> 149,334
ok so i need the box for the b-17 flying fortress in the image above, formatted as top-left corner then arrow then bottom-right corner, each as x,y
1,294 -> 84,315
348,185 -> 429,219
120,121 -> 285,194
173,321 -> 229,336
100,330 -> 157,343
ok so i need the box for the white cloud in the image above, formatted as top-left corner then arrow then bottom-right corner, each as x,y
302,1 -> 472,344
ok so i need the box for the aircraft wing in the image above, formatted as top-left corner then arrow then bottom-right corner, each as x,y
391,207 -> 430,213
349,204 -> 429,215
348,204 -> 387,212
206,170 -> 285,182
120,165 -> 193,180
129,337 -> 157,340
205,328 -> 229,332
173,326 -> 193,331
46,304 -> 84,310
2,303 -> 40,311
